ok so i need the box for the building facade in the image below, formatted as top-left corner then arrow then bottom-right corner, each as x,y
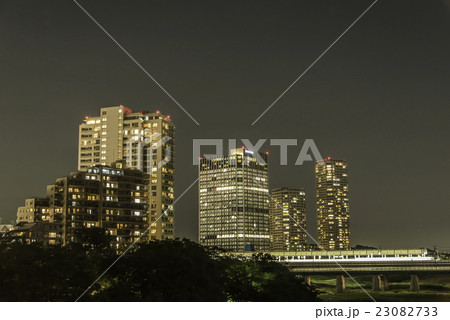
269,187 -> 307,251
4,222 -> 62,246
15,162 -> 150,250
78,106 -> 175,240
17,198 -> 51,224
199,148 -> 270,252
315,157 -> 350,250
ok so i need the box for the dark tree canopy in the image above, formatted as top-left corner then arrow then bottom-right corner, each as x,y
0,239 -> 317,302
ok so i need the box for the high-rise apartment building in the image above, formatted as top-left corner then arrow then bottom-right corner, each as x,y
315,157 -> 350,250
199,148 -> 270,252
269,187 -> 307,251
78,106 -> 175,240
15,162 -> 150,249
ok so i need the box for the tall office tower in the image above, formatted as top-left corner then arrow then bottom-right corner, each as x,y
269,187 -> 307,252
16,162 -> 150,249
199,148 -> 270,252
78,106 -> 175,240
315,157 -> 350,250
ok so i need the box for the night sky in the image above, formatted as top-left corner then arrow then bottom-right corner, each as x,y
1,0 -> 449,249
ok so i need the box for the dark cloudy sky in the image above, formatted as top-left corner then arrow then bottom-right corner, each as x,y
1,0 -> 449,249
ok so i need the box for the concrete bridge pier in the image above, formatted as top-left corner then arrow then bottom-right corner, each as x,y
336,275 -> 346,293
372,275 -> 382,291
372,274 -> 389,291
304,275 -> 311,286
410,275 -> 420,292
382,275 -> 389,291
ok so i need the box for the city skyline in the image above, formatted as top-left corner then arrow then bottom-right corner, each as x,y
1,0 -> 449,249
5,100 -> 449,250
11,123 -> 352,252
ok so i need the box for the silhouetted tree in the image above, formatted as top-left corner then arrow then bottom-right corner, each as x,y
221,253 -> 318,301
0,239 -> 317,302
0,243 -> 103,301
96,239 -> 226,301
73,227 -> 113,251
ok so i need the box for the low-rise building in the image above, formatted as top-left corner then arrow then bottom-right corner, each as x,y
3,222 -> 62,246
0,224 -> 14,234
17,198 -> 50,223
